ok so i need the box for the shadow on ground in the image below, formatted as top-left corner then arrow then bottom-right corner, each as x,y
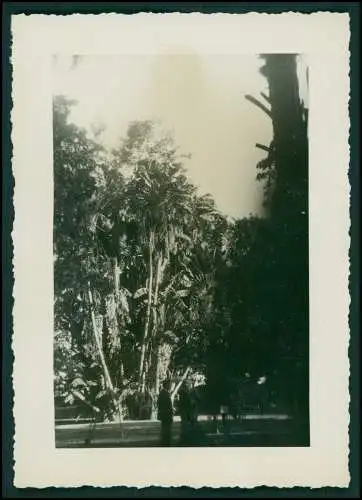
55,415 -> 309,448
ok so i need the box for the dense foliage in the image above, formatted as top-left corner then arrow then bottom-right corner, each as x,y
203,55 -> 309,434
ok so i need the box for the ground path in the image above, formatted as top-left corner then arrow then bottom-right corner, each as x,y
55,414 -> 305,448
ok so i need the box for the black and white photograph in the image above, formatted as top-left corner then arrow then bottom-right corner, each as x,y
11,11 -> 351,488
52,51 -> 309,449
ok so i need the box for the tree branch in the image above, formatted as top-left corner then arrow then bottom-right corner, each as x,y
245,94 -> 272,119
171,366 -> 191,401
260,91 -> 271,104
255,143 -> 272,153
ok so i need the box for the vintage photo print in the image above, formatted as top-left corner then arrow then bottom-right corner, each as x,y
11,12 -> 350,488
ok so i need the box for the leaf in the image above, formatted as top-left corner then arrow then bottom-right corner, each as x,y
96,390 -> 107,400
64,393 -> 75,405
133,287 -> 148,299
178,233 -> 192,243
122,287 -> 132,297
71,377 -> 87,388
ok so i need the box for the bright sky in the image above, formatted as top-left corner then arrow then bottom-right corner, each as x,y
53,52 -> 307,219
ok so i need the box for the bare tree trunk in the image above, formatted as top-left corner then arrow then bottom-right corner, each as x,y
148,343 -> 161,420
262,55 -> 309,436
171,366 -> 191,402
155,345 -> 162,397
149,256 -> 161,359
87,283 -> 123,423
149,255 -> 162,386
149,255 -> 169,400
144,254 -> 167,390
139,231 -> 154,391
112,256 -> 120,296
111,256 -> 125,389
154,256 -> 163,304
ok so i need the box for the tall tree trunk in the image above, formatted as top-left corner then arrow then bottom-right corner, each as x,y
261,54 -> 306,218
111,256 -> 125,389
87,283 -> 123,423
148,254 -> 168,398
149,255 -> 162,385
154,256 -> 163,304
139,231 -> 154,390
149,343 -> 161,420
155,344 -> 162,397
112,256 -> 120,296
262,54 -> 309,438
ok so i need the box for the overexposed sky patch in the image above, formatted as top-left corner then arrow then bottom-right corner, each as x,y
53,52 -> 307,219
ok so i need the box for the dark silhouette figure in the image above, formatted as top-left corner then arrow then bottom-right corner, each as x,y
157,380 -> 173,446
178,382 -> 200,445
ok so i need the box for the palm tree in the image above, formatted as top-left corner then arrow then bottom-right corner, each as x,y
117,122 -> 197,399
